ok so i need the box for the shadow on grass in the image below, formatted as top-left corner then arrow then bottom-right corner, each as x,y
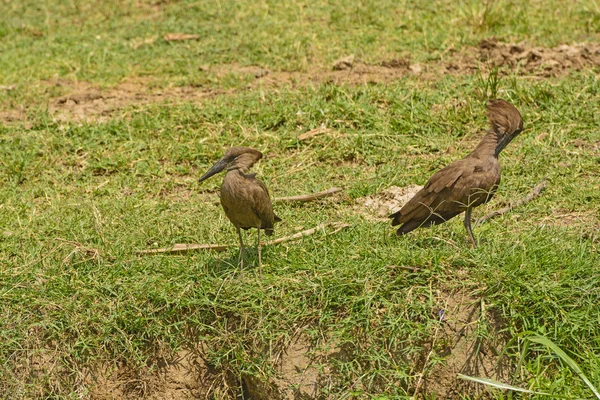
207,244 -> 277,278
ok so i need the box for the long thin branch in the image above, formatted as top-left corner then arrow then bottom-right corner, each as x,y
213,187 -> 344,206
266,222 -> 349,245
297,125 -> 331,141
137,243 -> 229,255
476,179 -> 548,225
136,222 -> 350,255
273,187 -> 343,203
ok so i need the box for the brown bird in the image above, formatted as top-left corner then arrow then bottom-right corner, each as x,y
199,146 -> 281,274
389,99 -> 524,246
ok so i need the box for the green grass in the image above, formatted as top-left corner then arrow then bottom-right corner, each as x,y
1,0 -> 600,398
1,0 -> 600,106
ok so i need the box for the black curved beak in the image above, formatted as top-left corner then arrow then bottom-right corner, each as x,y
494,128 -> 522,156
199,158 -> 228,182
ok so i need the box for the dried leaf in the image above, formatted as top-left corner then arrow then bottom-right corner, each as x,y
163,33 -> 201,42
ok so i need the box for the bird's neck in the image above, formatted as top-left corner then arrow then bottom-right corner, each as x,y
469,131 -> 501,159
225,168 -> 246,178
229,164 -> 251,174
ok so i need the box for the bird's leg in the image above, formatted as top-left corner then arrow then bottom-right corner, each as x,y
237,227 -> 245,271
463,207 -> 477,247
257,228 -> 262,278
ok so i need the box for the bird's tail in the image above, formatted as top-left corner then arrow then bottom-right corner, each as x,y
486,99 -> 523,135
263,214 -> 282,236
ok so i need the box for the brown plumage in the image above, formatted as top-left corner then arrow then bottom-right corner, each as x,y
199,146 -> 281,274
389,99 -> 524,245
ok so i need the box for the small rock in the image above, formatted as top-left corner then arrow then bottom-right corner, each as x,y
409,63 -> 423,74
332,55 -> 355,71
254,68 -> 270,78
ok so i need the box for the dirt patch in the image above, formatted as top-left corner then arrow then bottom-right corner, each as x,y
3,39 -> 598,124
238,289 -> 512,399
18,60 -> 417,123
1,342 -> 212,399
46,79 -> 233,123
5,346 -> 68,396
239,335 -> 321,400
3,296 -> 512,399
274,335 -> 319,399
448,38 -> 600,77
88,350 -> 210,400
355,185 -> 423,220
0,108 -> 27,123
420,289 -> 511,398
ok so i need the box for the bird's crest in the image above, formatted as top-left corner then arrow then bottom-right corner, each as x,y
486,99 -> 523,136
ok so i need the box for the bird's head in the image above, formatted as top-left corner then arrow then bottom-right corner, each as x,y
199,146 -> 263,182
487,99 -> 524,156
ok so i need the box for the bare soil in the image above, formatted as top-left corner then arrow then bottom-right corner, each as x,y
355,185 -> 424,220
420,289 -> 511,398
88,351 -> 209,400
3,344 -> 212,399
47,79 -> 234,123
235,288 -> 510,399
475,38 -> 600,77
3,40 -> 599,124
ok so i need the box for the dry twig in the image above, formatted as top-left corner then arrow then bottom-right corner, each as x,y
297,125 -> 331,141
476,179 -> 548,225
163,33 -> 201,41
213,187 -> 343,206
137,222 -> 350,255
137,243 -> 229,255
267,222 -> 349,246
274,187 -> 343,203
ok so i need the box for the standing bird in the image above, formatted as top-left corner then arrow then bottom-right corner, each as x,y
199,147 -> 281,274
389,99 -> 524,246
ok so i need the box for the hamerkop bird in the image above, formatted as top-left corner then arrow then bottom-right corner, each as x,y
199,146 -> 281,274
389,99 -> 523,245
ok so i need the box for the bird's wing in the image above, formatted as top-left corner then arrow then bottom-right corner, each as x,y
392,159 -> 497,224
245,175 -> 278,229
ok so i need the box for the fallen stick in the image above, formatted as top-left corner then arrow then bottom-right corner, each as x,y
212,187 -> 343,206
137,243 -> 229,255
163,33 -> 201,41
273,187 -> 343,203
136,222 -> 350,255
476,179 -> 548,225
266,222 -> 350,246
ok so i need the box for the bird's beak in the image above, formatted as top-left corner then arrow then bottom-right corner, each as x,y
199,158 -> 228,182
494,129 -> 521,156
